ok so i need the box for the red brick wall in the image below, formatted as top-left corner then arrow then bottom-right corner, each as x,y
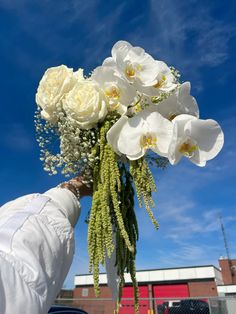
74,286 -> 112,298
219,259 -> 236,285
73,280 -> 218,313
188,281 -> 218,297
73,286 -> 114,314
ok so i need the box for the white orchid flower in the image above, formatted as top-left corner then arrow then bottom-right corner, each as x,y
168,114 -> 224,166
107,115 -> 128,155
92,66 -> 137,115
140,61 -> 177,96
149,82 -> 199,120
103,40 -> 160,87
107,110 -> 173,160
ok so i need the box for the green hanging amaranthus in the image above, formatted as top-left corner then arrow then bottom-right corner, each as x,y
88,118 -> 158,314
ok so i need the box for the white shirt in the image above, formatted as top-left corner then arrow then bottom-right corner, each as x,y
0,187 -> 81,314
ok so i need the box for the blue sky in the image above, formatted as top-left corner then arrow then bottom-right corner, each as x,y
0,0 -> 236,288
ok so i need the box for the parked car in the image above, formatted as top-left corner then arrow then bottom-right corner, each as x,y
157,301 -> 181,314
157,302 -> 169,314
48,305 -> 88,314
168,299 -> 209,314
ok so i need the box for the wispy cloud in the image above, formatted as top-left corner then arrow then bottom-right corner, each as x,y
130,0 -> 235,90
0,0 -> 127,75
0,123 -> 34,152
163,207 -> 236,243
1,0 -> 234,84
156,243 -> 223,267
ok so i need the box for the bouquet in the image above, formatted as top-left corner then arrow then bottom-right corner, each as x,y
35,41 -> 224,313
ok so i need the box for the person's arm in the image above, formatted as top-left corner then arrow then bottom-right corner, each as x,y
0,177 -> 91,314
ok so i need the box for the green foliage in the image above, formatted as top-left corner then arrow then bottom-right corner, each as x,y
130,158 -> 159,229
146,155 -> 169,169
88,120 -> 160,314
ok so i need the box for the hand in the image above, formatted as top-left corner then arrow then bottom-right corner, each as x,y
60,176 -> 93,199
70,176 -> 93,198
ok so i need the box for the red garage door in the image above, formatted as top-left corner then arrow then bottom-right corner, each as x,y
119,286 -> 149,314
153,283 -> 189,307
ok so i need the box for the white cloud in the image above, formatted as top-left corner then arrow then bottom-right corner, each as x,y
2,0 -> 234,84
128,0 -> 235,89
158,243 -> 222,267
0,0 -> 127,75
0,123 -> 33,151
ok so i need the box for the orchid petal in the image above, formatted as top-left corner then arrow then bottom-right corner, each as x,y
168,115 -> 197,165
189,150 -> 207,167
185,118 -> 224,161
117,114 -> 146,158
145,111 -> 173,157
92,65 -> 137,110
149,82 -> 199,120
107,116 -> 128,155
102,57 -> 117,68
111,40 -> 132,60
179,82 -> 199,118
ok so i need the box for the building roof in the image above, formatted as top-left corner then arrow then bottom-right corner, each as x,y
75,265 -> 223,287
75,264 -> 221,277
218,285 -> 236,294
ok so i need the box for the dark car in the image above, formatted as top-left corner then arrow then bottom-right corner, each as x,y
48,305 -> 88,314
168,299 -> 209,314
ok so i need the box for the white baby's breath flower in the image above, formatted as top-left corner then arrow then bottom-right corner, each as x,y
36,65 -> 84,122
63,80 -> 107,129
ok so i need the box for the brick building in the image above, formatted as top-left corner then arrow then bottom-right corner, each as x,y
217,257 -> 236,296
73,263 -> 225,314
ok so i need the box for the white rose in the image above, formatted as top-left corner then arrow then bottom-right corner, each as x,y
36,65 -> 84,122
63,80 -> 108,129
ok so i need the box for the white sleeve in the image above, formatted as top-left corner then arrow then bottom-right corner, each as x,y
0,187 -> 81,314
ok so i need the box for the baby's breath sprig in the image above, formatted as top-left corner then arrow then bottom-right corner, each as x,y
170,65 -> 181,83
151,91 -> 172,104
34,106 -> 99,180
